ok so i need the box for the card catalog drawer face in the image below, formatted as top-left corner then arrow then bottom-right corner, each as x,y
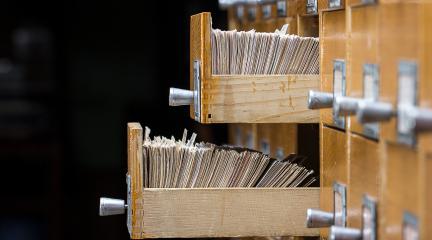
320,9 -> 346,128
321,126 -> 348,237
349,5 -> 379,136
349,134 -> 380,228
379,4 -> 420,143
383,143 -> 419,240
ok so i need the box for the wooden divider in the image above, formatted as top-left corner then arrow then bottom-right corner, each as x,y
190,12 -> 320,123
127,122 -> 319,239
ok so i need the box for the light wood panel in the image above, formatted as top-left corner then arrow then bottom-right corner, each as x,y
204,74 -> 320,123
348,134 -> 381,236
320,125 -> 349,237
382,143 -> 420,240
320,9 -> 346,126
138,188 -> 320,238
347,4 -> 380,137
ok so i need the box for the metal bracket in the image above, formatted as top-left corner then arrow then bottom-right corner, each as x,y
246,131 -> 254,149
126,174 -> 132,234
306,0 -> 318,14
362,0 -> 377,5
333,59 -> 346,129
277,0 -> 286,17
193,60 -> 201,121
262,4 -> 272,19
403,212 -> 419,240
329,0 -> 342,9
362,63 -> 380,139
260,139 -> 270,155
333,182 -> 347,227
248,5 -> 257,21
397,61 -> 418,146
276,147 -> 284,160
237,5 -> 245,21
362,195 -> 377,240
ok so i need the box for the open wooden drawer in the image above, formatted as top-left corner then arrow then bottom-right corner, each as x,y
99,123 -> 320,239
169,12 -> 320,124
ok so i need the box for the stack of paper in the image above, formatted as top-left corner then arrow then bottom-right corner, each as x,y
142,127 -> 316,188
211,25 -> 319,75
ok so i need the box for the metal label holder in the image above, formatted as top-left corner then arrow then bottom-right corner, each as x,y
329,0 -> 343,9
126,174 -> 132,234
397,61 -> 418,146
248,5 -> 257,21
306,0 -> 318,14
246,131 -> 254,149
333,59 -> 346,129
333,182 -> 347,227
276,147 -> 285,160
235,126 -> 243,147
361,195 -> 377,240
402,211 -> 419,240
260,139 -> 270,155
237,5 -> 245,21
277,0 -> 287,17
362,63 -> 380,139
262,4 -> 272,19
193,60 -> 201,121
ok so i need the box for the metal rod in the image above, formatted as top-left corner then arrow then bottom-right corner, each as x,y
334,96 -> 361,117
356,100 -> 395,123
308,90 -> 334,109
329,226 -> 362,240
169,88 -> 194,106
306,208 -> 334,228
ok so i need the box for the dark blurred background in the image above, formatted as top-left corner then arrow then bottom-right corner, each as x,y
0,1 -> 227,239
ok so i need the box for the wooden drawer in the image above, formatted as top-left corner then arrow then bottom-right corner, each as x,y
347,4 -> 380,138
126,123 -> 319,239
382,143 -> 420,240
188,12 -> 319,124
380,3 -> 422,144
320,9 -> 346,127
320,125 -> 349,237
347,134 -> 381,236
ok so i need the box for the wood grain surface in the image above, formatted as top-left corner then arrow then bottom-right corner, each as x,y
138,188 -> 320,238
320,9 -> 346,126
